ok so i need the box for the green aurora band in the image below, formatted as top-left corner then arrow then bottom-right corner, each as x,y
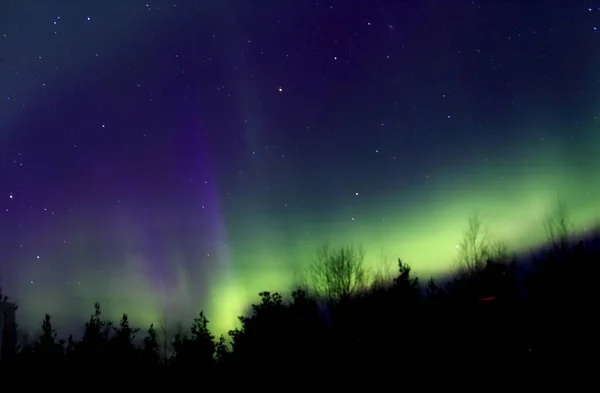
5,3 -> 600,338
10,117 -> 600,338
212,131 -> 600,334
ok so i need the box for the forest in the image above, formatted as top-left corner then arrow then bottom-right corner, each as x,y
1,202 -> 598,379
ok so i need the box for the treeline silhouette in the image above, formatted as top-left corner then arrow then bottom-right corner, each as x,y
1,212 -> 598,377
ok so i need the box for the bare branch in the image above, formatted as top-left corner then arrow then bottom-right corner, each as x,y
370,251 -> 394,291
489,239 -> 510,261
543,198 -> 572,249
158,315 -> 170,363
305,244 -> 367,302
457,214 -> 490,273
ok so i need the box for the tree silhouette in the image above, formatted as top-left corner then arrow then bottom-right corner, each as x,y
171,311 -> 216,368
229,292 -> 284,366
228,290 -> 328,372
456,214 -> 509,276
111,313 -> 139,365
4,210 -> 600,373
157,316 -> 169,362
305,244 -> 367,302
75,302 -> 110,367
369,253 -> 394,291
543,198 -> 573,250
0,289 -> 18,366
426,277 -> 445,300
214,334 -> 230,364
392,258 -> 420,301
83,303 -> 105,343
32,314 -> 65,366
140,324 -> 160,367
189,312 -> 216,363
64,334 -> 77,364
457,214 -> 490,273
0,287 -> 9,303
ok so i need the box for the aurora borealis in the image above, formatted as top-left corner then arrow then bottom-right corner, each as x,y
1,1 -> 600,336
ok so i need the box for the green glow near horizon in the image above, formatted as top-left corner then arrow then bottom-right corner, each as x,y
5,2 -> 600,343
204,123 -> 600,335
11,121 -> 600,338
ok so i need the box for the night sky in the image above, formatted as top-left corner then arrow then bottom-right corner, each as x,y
1,1 -> 599,335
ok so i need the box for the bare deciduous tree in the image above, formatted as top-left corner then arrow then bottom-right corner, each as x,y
457,214 -> 490,273
370,251 -> 394,291
489,238 -> 510,261
158,315 -> 169,362
543,198 -> 573,250
305,245 -> 367,302
456,214 -> 509,275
